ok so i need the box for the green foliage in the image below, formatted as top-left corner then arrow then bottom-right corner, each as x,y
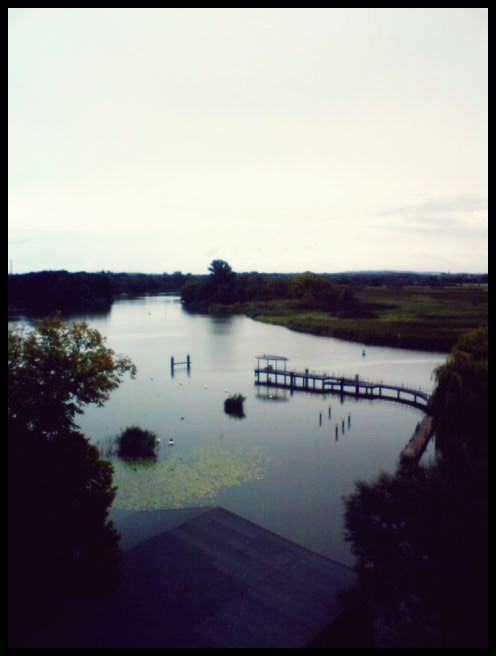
246,284 -> 487,352
117,426 -> 159,460
180,266 -> 487,352
8,314 -> 136,645
8,270 -> 115,315
8,312 -> 136,438
8,270 -> 190,315
343,457 -> 488,647
180,275 -> 205,306
343,329 -> 488,647
429,327 -> 488,459
207,259 -> 237,305
181,260 -> 238,308
286,272 -> 354,311
224,393 -> 246,418
208,258 -> 234,283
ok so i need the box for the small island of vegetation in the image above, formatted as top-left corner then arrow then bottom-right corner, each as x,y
224,393 -> 246,418
117,426 -> 159,461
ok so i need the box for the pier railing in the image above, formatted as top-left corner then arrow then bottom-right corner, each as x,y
254,366 -> 430,411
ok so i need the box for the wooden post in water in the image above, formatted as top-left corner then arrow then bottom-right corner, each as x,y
171,355 -> 191,376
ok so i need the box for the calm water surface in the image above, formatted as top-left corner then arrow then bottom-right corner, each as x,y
14,296 -> 447,566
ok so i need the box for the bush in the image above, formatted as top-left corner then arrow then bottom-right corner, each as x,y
117,426 -> 158,460
224,394 -> 246,418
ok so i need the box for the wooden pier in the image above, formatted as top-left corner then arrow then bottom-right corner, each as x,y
399,415 -> 434,465
254,354 -> 435,466
254,355 -> 430,411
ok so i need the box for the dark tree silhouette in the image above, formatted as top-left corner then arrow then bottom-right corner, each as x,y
429,327 -> 488,459
208,259 -> 234,284
342,328 -> 488,648
8,314 -> 136,646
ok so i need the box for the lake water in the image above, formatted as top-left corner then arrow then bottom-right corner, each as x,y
11,295 -> 447,566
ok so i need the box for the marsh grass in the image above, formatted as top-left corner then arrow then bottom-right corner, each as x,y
245,285 -> 487,352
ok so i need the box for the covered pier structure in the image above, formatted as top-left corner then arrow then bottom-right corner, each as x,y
254,355 -> 430,411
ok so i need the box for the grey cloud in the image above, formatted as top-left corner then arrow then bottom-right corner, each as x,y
381,215 -> 487,238
379,195 -> 487,217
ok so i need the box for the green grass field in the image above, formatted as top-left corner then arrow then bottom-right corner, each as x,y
245,284 -> 488,353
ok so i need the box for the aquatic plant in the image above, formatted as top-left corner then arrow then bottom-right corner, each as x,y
111,445 -> 270,510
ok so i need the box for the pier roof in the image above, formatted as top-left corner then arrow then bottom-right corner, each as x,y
255,354 -> 288,361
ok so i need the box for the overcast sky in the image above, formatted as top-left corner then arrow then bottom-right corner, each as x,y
8,8 -> 488,275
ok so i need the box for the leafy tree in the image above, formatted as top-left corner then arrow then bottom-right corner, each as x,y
343,457 -> 487,648
207,259 -> 237,304
265,276 -> 290,299
8,312 -> 136,438
429,327 -> 488,459
8,314 -> 136,645
288,273 -> 354,311
180,275 -> 204,306
343,328 -> 488,647
8,270 -> 115,315
181,261 -> 238,308
208,258 -> 234,284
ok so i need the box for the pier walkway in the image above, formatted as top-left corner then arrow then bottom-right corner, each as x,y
254,355 -> 435,466
254,355 -> 430,411
399,415 -> 434,465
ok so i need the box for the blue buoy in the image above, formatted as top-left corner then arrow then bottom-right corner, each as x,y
362,349 -> 366,357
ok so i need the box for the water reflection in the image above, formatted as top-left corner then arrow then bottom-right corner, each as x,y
61,307 -> 112,322
255,388 -> 290,402
208,315 -> 235,335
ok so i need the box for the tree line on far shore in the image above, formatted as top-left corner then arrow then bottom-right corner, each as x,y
8,262 -> 487,316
